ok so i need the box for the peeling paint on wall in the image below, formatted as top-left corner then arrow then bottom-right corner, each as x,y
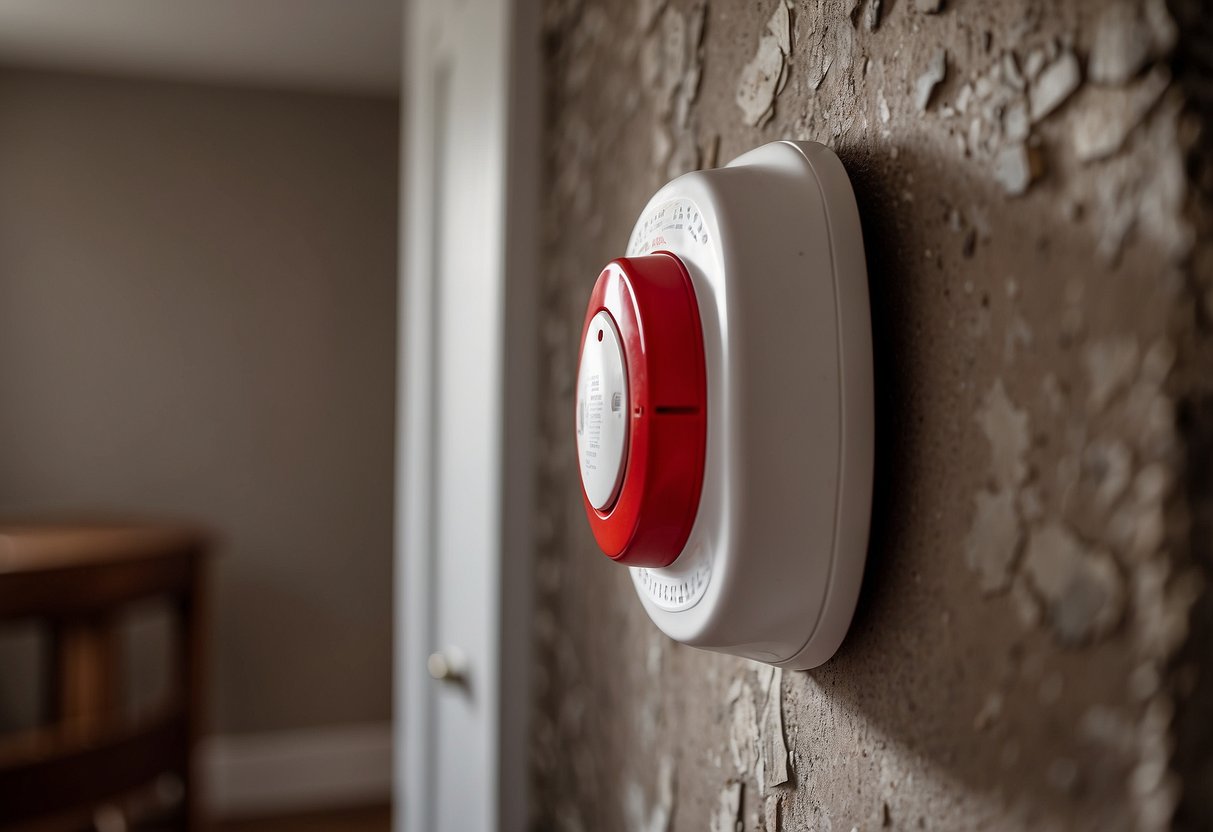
736,2 -> 790,127
533,0 -> 1211,828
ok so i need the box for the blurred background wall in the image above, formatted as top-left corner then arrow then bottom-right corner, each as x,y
0,67 -> 397,810
532,0 -> 1212,829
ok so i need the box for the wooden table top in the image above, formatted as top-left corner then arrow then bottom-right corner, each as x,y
0,521 -> 210,576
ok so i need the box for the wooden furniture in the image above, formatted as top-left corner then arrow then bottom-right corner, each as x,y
0,522 -> 210,831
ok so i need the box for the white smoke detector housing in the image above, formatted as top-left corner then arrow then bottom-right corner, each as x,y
575,141 -> 874,669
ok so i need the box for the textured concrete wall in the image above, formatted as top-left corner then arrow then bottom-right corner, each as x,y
532,0 -> 1211,829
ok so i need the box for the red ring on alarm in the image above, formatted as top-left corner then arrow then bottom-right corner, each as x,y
576,253 -> 707,568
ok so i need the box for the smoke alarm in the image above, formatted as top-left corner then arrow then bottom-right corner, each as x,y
574,141 -> 874,669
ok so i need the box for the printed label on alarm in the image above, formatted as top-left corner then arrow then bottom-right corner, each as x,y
575,311 -> 628,510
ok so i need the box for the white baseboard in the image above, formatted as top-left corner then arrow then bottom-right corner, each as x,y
202,721 -> 392,819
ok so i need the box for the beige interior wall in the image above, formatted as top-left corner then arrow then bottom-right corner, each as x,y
533,1 -> 1211,830
0,69 -> 398,735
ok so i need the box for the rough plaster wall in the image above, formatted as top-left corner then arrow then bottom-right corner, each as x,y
533,1 -> 1211,830
1167,4 -> 1213,830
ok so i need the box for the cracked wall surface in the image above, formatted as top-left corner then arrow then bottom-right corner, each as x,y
532,0 -> 1212,829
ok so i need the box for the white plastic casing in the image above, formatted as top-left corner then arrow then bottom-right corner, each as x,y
576,311 -> 629,510
619,141 -> 874,669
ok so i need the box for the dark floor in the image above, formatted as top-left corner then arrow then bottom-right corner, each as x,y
214,805 -> 390,832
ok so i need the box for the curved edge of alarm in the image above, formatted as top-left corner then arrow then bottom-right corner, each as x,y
776,141 -> 875,670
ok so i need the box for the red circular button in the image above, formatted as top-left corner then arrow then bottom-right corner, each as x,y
576,253 -> 707,568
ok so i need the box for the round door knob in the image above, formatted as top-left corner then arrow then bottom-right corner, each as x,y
426,647 -> 467,684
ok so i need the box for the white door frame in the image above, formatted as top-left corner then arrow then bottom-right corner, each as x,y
395,0 -> 538,829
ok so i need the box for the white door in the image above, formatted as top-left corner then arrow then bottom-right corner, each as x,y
395,1 -> 537,830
